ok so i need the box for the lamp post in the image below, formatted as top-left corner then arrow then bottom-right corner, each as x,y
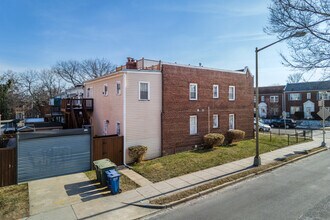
254,31 -> 306,166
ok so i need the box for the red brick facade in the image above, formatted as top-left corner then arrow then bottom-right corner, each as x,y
284,91 -> 330,118
161,64 -> 254,155
256,86 -> 285,118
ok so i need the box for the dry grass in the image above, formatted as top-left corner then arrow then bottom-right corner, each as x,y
84,170 -> 139,192
0,183 -> 29,220
150,146 -> 325,205
133,134 -> 310,182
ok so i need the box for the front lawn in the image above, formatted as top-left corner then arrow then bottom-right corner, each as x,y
132,134 -> 310,182
0,184 -> 29,220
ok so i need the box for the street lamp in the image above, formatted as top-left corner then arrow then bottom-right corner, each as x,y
254,31 -> 306,166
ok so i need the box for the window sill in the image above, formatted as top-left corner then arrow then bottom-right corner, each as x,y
139,99 -> 150,101
190,134 -> 199,136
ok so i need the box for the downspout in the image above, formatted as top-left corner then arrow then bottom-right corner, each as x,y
122,73 -> 131,169
161,65 -> 164,156
208,106 -> 210,133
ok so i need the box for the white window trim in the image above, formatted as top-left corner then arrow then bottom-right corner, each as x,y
139,81 -> 150,101
116,81 -> 121,95
261,96 -> 265,102
270,95 -> 279,103
190,115 -> 198,135
213,85 -> 219,98
229,86 -> 235,101
229,114 -> 235,130
103,84 -> 108,96
289,93 -> 301,101
189,83 -> 198,100
307,93 -> 311,99
213,114 -> 219,128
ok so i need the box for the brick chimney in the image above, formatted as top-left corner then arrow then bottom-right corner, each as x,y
126,57 -> 137,69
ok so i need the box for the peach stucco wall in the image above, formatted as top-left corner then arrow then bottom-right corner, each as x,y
85,73 -> 124,136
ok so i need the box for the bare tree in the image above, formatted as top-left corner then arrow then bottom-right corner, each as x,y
265,0 -> 330,80
81,58 -> 115,79
287,72 -> 305,83
52,60 -> 84,86
52,58 -> 115,86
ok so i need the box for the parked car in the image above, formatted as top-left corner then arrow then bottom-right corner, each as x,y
254,121 -> 271,132
270,119 -> 297,128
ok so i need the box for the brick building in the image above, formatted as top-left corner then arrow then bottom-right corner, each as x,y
254,81 -> 330,120
284,81 -> 330,119
161,64 -> 254,155
86,58 -> 254,161
255,85 -> 285,119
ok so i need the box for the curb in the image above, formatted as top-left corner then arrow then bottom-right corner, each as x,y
135,146 -> 327,210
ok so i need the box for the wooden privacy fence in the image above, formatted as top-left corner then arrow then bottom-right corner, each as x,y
93,135 -> 123,165
0,147 -> 17,187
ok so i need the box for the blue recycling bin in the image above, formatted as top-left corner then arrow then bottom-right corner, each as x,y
105,170 -> 121,195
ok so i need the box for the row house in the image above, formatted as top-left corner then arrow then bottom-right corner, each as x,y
284,81 -> 330,119
255,85 -> 285,118
254,80 -> 330,119
85,58 -> 254,162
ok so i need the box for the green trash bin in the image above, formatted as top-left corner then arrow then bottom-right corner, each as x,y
93,158 -> 117,186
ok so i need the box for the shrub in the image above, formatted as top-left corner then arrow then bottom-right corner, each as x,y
203,133 -> 225,149
225,130 -> 245,145
128,145 -> 148,163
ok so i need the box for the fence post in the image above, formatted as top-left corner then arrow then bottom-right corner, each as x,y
311,130 -> 313,139
295,132 -> 298,143
288,134 -> 290,145
270,131 -> 272,142
303,130 -> 306,141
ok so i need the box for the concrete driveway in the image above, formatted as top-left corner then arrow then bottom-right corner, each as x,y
28,172 -> 107,216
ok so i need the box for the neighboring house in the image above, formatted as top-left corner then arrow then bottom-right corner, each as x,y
254,86 -> 285,119
85,58 -> 253,162
284,81 -> 330,119
49,85 -> 93,128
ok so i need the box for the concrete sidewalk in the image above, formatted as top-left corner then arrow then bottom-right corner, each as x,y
28,133 -> 327,220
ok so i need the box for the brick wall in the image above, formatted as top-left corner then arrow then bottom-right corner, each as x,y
284,91 -> 330,116
161,64 -> 254,155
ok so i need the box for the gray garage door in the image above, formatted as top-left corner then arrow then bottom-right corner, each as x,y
17,129 -> 91,183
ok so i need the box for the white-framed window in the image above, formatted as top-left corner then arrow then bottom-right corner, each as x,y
213,85 -> 219,98
189,83 -> 198,100
103,84 -> 108,96
229,114 -> 235,130
307,93 -> 311,99
289,93 -> 301,101
139,81 -> 150,100
318,91 -> 330,100
229,86 -> 235,101
290,106 -> 301,114
116,121 -> 120,135
270,96 -> 279,103
261,96 -> 265,102
103,120 -> 109,135
213,114 -> 219,128
189,115 -> 198,135
116,81 -> 121,95
254,96 -> 256,103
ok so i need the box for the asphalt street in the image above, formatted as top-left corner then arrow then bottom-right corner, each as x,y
147,141 -> 330,220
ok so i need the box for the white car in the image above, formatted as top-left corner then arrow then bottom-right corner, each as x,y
254,121 -> 271,132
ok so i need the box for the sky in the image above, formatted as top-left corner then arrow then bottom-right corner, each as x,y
0,0 -> 321,86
